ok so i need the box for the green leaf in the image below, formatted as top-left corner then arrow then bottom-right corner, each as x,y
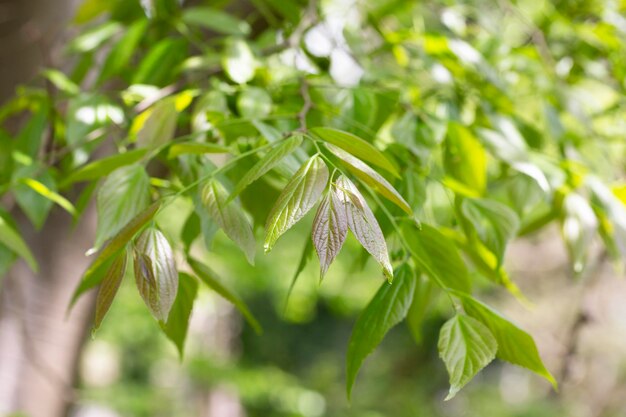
99,19 -> 149,82
562,193 -> 598,273
346,265 -> 417,398
335,175 -> 393,280
20,178 -> 76,216
42,69 -> 79,95
93,249 -> 128,330
133,99 -> 178,148
228,135 -> 303,203
201,179 -> 256,264
70,202 -> 161,308
438,314 -> 497,400
167,142 -> 230,159
265,156 -> 329,252
62,149 -> 149,185
458,293 -> 557,388
237,87 -> 272,119
95,165 -> 151,249
182,7 -> 251,36
461,198 -> 520,266
13,165 -> 55,229
401,223 -> 471,293
284,237 -> 313,310
222,38 -> 256,84
132,38 -> 186,86
0,211 -> 37,272
311,127 -> 400,177
69,21 -> 122,52
444,122 -> 487,195
406,275 -> 434,345
188,257 -> 262,334
312,185 -> 348,279
133,227 -> 179,322
162,272 -> 199,359
328,144 -> 412,215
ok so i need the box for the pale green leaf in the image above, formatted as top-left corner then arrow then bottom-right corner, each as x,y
181,7 -> 251,36
167,142 -> 230,159
438,314 -> 497,400
237,87 -> 272,119
62,149 -> 149,185
444,122 -> 486,195
265,156 -> 329,252
222,39 -> 256,84
20,178 -> 76,216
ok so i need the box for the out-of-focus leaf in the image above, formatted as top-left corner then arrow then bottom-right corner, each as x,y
70,202 -> 160,308
458,292 -> 556,388
15,109 -> 46,158
311,127 -> 400,177
438,314 -> 497,400
229,135 -> 303,202
163,272 -> 199,359
95,164 -> 151,249
265,156 -> 329,252
406,275 -> 434,345
42,69 -> 79,95
222,39 -> 256,84
132,99 -> 178,148
73,0 -> 110,24
99,19 -> 149,82
0,210 -> 37,272
13,165 -> 55,230
401,223 -> 471,293
167,142 -> 230,159
94,249 -> 128,330
237,87 -> 272,119
444,122 -> 486,195
284,237 -> 313,309
69,21 -> 122,52
328,144 -> 411,215
132,38 -> 186,86
133,227 -> 178,323
461,198 -> 520,266
62,149 -> 149,185
181,7 -> 251,36
20,178 -> 76,216
201,179 -> 256,264
346,265 -> 417,398
312,186 -> 348,279
335,175 -> 393,280
188,257 -> 262,334
562,193 -> 598,273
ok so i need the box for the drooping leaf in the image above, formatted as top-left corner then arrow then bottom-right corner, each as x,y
265,156 -> 329,252
229,135 -> 303,202
188,257 -> 262,334
133,227 -> 179,322
167,142 -> 230,159
346,265 -> 417,398
20,178 -> 76,216
458,292 -> 557,388
311,127 -> 400,177
62,149 -> 149,185
328,144 -> 412,215
181,7 -> 251,36
311,185 -> 348,279
438,314 -> 497,400
335,175 -> 393,280
70,202 -> 160,308
461,198 -> 520,266
94,249 -> 128,330
444,122 -> 487,195
222,38 -> 256,84
98,19 -> 149,82
162,272 -> 199,359
401,223 -> 471,293
0,210 -> 37,272
13,165 -> 55,229
95,164 -> 151,249
201,179 -> 256,264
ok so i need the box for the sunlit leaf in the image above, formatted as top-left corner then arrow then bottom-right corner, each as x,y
188,257 -> 262,334
444,122 -> 486,195
265,156 -> 329,252
20,178 -> 76,216
346,265 -> 417,398
438,314 -> 497,400
237,87 -> 272,119
132,99 -> 178,148
201,179 -> 256,264
335,175 -> 393,280
133,227 -> 178,323
222,38 -> 256,84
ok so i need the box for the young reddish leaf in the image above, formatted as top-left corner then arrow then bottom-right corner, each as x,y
328,144 -> 412,215
311,186 -> 348,279
265,156 -> 329,252
133,227 -> 178,323
94,249 -> 128,330
335,175 -> 393,280
202,179 -> 256,264
228,134 -> 303,203
311,127 -> 400,177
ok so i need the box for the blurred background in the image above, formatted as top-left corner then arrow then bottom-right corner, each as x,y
1,0 -> 626,417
